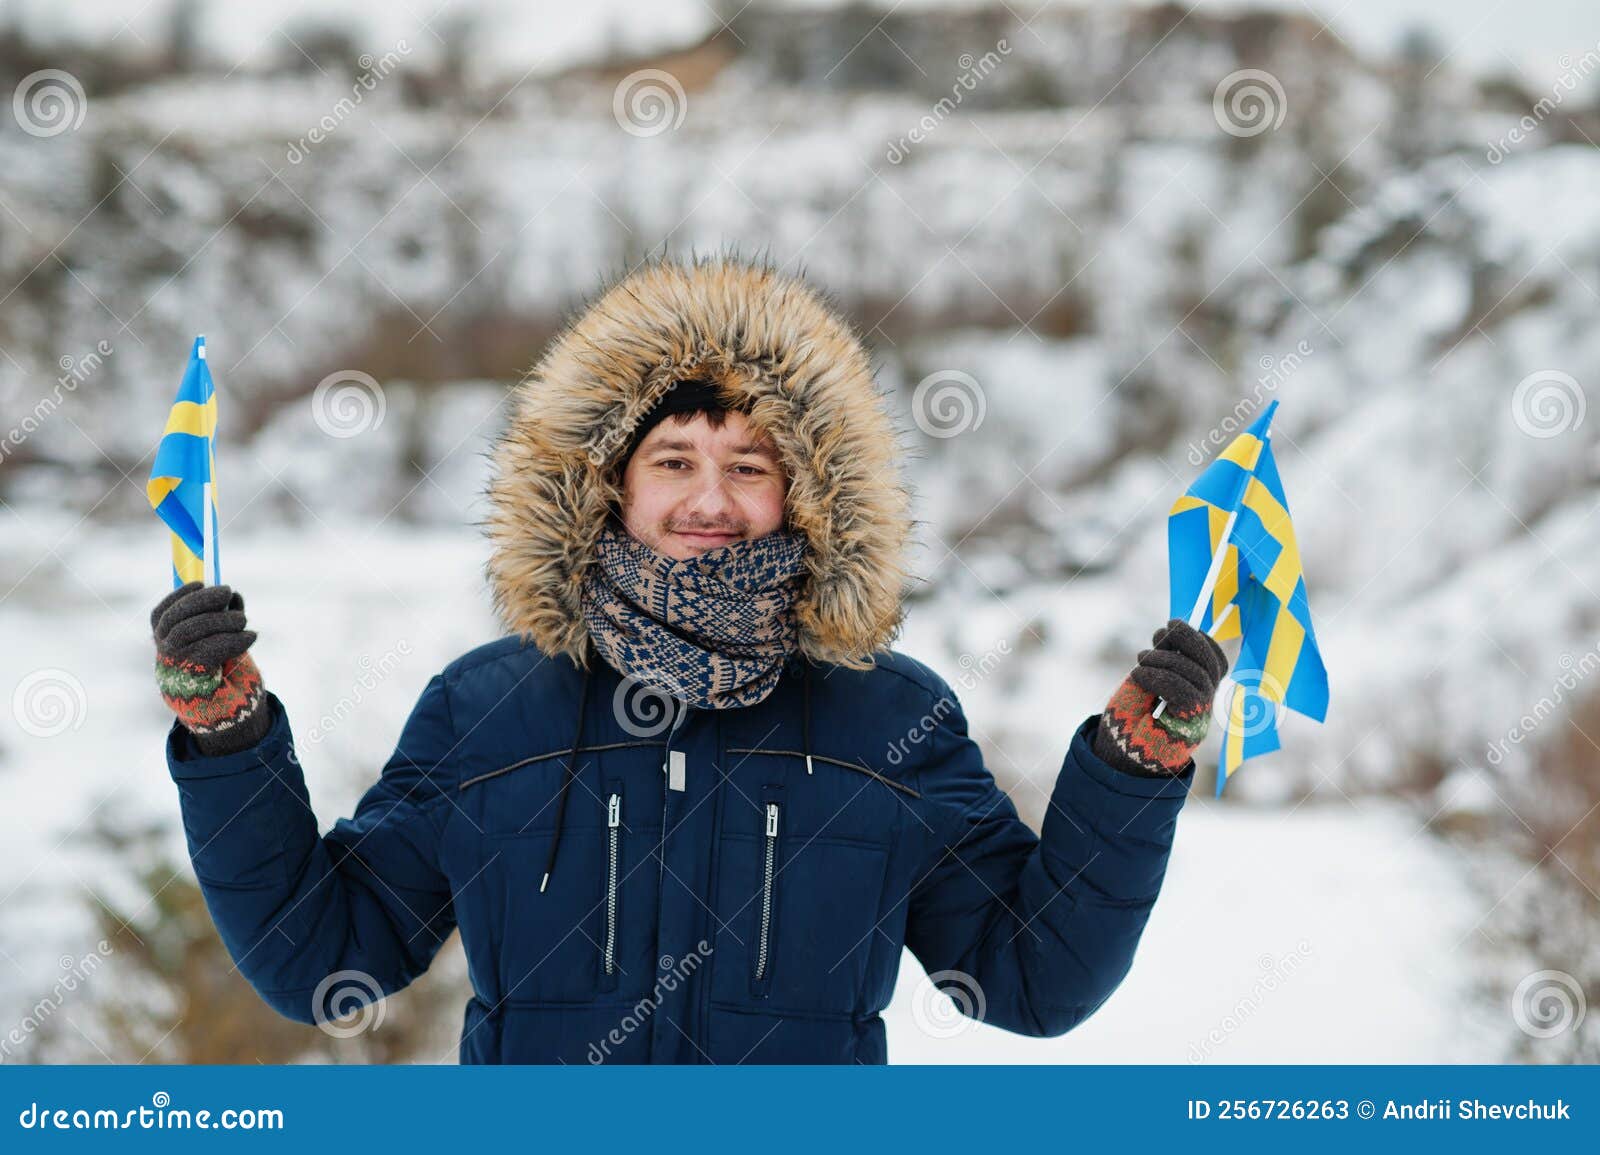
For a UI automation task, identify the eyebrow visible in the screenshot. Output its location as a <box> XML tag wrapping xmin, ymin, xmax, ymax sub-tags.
<box><xmin>646</xmin><ymin>437</ymin><xmax>779</xmax><ymax>461</ymax></box>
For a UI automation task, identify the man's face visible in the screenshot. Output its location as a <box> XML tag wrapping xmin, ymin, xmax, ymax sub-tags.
<box><xmin>619</xmin><ymin>409</ymin><xmax>788</xmax><ymax>560</ymax></box>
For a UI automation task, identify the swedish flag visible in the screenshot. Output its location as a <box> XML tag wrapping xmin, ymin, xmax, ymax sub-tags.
<box><xmin>1168</xmin><ymin>401</ymin><xmax>1328</xmax><ymax>794</ymax></box>
<box><xmin>147</xmin><ymin>336</ymin><xmax>220</xmax><ymax>588</ymax></box>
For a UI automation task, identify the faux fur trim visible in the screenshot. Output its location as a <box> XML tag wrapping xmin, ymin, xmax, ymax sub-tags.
<box><xmin>481</xmin><ymin>253</ymin><xmax>914</xmax><ymax>669</ymax></box>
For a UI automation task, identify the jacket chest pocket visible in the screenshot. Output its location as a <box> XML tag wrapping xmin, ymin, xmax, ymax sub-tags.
<box><xmin>458</xmin><ymin>745</ymin><xmax>663</xmax><ymax>1004</ymax></box>
<box><xmin>711</xmin><ymin>752</ymin><xmax>908</xmax><ymax>1015</ymax></box>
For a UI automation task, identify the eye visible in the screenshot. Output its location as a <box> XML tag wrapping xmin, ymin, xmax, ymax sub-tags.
<box><xmin>658</xmin><ymin>458</ymin><xmax>690</xmax><ymax>471</ymax></box>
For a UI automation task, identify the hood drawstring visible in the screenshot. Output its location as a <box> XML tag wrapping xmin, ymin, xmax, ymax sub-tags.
<box><xmin>801</xmin><ymin>656</ymin><xmax>814</xmax><ymax>775</ymax></box>
<box><xmin>540</xmin><ymin>646</ymin><xmax>594</xmax><ymax>894</ymax></box>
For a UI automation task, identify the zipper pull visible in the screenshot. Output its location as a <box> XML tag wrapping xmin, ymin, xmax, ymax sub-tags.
<box><xmin>766</xmin><ymin>802</ymin><xmax>779</xmax><ymax>837</ymax></box>
<box><xmin>608</xmin><ymin>793</ymin><xmax>621</xmax><ymax>828</ymax></box>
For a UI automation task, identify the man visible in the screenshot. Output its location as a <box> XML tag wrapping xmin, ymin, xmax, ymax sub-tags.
<box><xmin>151</xmin><ymin>254</ymin><xmax>1228</xmax><ymax>1064</ymax></box>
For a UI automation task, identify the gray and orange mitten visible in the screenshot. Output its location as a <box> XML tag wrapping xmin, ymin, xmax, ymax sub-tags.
<box><xmin>151</xmin><ymin>581</ymin><xmax>271</xmax><ymax>757</ymax></box>
<box><xmin>1093</xmin><ymin>618</ymin><xmax>1229</xmax><ymax>777</ymax></box>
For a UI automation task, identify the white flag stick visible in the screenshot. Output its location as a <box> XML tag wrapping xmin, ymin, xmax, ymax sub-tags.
<box><xmin>198</xmin><ymin>335</ymin><xmax>217</xmax><ymax>586</ymax></box>
<box><xmin>1151</xmin><ymin>601</ymin><xmax>1233</xmax><ymax>720</ymax></box>
<box><xmin>202</xmin><ymin>481</ymin><xmax>215</xmax><ymax>586</ymax></box>
<box><xmin>1151</xmin><ymin>502</ymin><xmax>1244</xmax><ymax>721</ymax></box>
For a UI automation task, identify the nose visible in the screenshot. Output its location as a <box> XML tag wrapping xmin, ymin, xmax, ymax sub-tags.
<box><xmin>685</xmin><ymin>468</ymin><xmax>738</xmax><ymax>522</ymax></box>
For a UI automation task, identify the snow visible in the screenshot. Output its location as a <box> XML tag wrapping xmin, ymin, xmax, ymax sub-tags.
<box><xmin>10</xmin><ymin>0</ymin><xmax>715</xmax><ymax>80</ymax></box>
<box><xmin>886</xmin><ymin>801</ymin><xmax>1504</xmax><ymax>1063</ymax></box>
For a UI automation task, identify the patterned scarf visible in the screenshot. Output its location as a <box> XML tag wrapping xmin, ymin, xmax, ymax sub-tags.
<box><xmin>579</xmin><ymin>516</ymin><xmax>810</xmax><ymax>709</ymax></box>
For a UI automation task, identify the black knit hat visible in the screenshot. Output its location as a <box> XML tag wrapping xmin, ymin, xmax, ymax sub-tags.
<box><xmin>618</xmin><ymin>378</ymin><xmax>732</xmax><ymax>469</ymax></box>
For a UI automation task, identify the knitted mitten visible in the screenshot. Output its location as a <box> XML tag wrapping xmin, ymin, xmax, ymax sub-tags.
<box><xmin>151</xmin><ymin>581</ymin><xmax>271</xmax><ymax>757</ymax></box>
<box><xmin>1093</xmin><ymin>618</ymin><xmax>1229</xmax><ymax>778</ymax></box>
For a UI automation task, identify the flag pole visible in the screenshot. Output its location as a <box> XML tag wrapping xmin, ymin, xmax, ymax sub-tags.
<box><xmin>1151</xmin><ymin>600</ymin><xmax>1234</xmax><ymax>720</ymax></box>
<box><xmin>1151</xmin><ymin>501</ymin><xmax>1242</xmax><ymax>720</ymax></box>
<box><xmin>202</xmin><ymin>482</ymin><xmax>213</xmax><ymax>585</ymax></box>
<box><xmin>199</xmin><ymin>335</ymin><xmax>216</xmax><ymax>587</ymax></box>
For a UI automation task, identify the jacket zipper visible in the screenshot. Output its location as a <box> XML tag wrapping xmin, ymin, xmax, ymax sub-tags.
<box><xmin>657</xmin><ymin>699</ymin><xmax>687</xmax><ymax>980</ymax></box>
<box><xmin>754</xmin><ymin>801</ymin><xmax>779</xmax><ymax>982</ymax></box>
<box><xmin>604</xmin><ymin>792</ymin><xmax>621</xmax><ymax>976</ymax></box>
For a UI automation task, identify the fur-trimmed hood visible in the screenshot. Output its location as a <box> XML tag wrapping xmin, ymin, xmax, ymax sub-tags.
<box><xmin>482</xmin><ymin>254</ymin><xmax>914</xmax><ymax>669</ymax></box>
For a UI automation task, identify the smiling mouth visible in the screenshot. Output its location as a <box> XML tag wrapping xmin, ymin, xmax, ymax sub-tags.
<box><xmin>673</xmin><ymin>529</ymin><xmax>741</xmax><ymax>545</ymax></box>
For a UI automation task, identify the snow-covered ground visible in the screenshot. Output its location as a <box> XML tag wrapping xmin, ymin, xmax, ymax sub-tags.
<box><xmin>888</xmin><ymin>802</ymin><xmax>1505</xmax><ymax>1064</ymax></box>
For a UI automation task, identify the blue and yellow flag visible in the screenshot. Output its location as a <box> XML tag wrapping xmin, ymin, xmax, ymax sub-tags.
<box><xmin>1168</xmin><ymin>401</ymin><xmax>1328</xmax><ymax>794</ymax></box>
<box><xmin>147</xmin><ymin>336</ymin><xmax>220</xmax><ymax>588</ymax></box>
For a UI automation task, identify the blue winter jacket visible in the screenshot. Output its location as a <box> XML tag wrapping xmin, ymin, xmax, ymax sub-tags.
<box><xmin>166</xmin><ymin>638</ymin><xmax>1193</xmax><ymax>1064</ymax></box>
